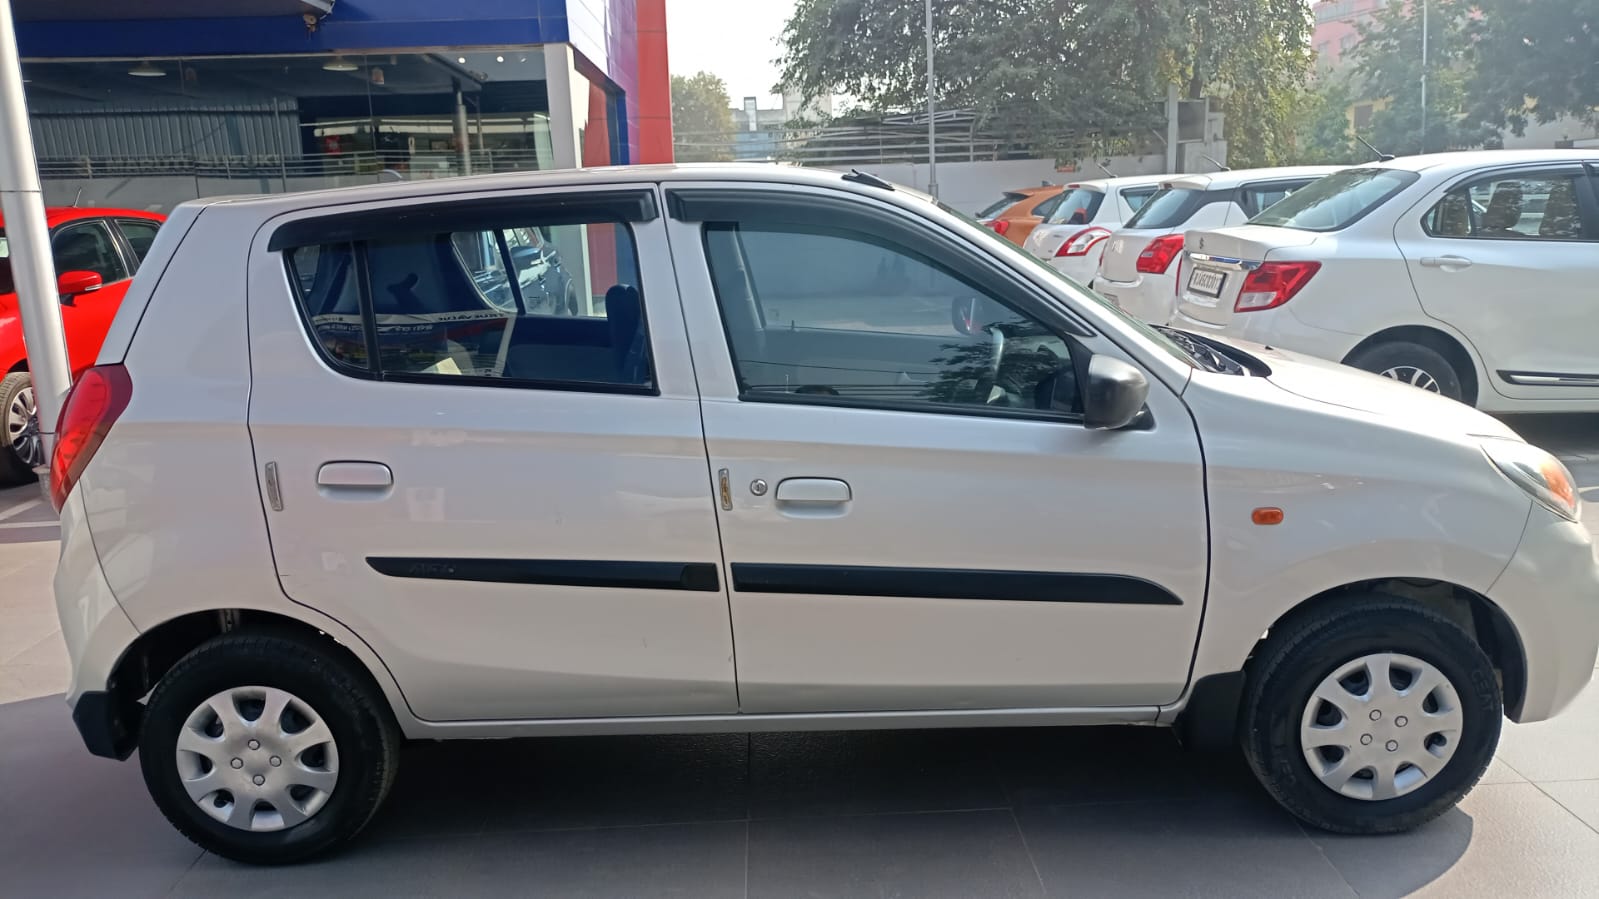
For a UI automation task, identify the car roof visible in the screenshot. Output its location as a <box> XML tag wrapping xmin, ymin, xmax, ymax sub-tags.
<box><xmin>1004</xmin><ymin>185</ymin><xmax>1061</xmax><ymax>197</ymax></box>
<box><xmin>1061</xmin><ymin>173</ymin><xmax>1174</xmax><ymax>192</ymax></box>
<box><xmin>1161</xmin><ymin>165</ymin><xmax>1347</xmax><ymax>191</ymax></box>
<box><xmin>0</xmin><ymin>207</ymin><xmax>164</xmax><ymax>228</ymax></box>
<box><xmin>1371</xmin><ymin>149</ymin><xmax>1599</xmax><ymax>175</ymax></box>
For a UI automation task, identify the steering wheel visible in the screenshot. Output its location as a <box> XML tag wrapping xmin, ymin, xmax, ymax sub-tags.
<box><xmin>967</xmin><ymin>324</ymin><xmax>1006</xmax><ymax>405</ymax></box>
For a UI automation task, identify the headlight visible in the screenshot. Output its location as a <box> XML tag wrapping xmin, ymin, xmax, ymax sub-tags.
<box><xmin>1481</xmin><ymin>438</ymin><xmax>1580</xmax><ymax>522</ymax></box>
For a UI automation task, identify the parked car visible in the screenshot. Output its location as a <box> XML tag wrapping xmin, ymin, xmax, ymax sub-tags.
<box><xmin>52</xmin><ymin>165</ymin><xmax>1596</xmax><ymax>864</ymax></box>
<box><xmin>1173</xmin><ymin>150</ymin><xmax>1599</xmax><ymax>411</ymax></box>
<box><xmin>1095</xmin><ymin>166</ymin><xmax>1343</xmax><ymax>326</ymax></box>
<box><xmin>0</xmin><ymin>207</ymin><xmax>164</xmax><ymax>483</ymax></box>
<box><xmin>974</xmin><ymin>185</ymin><xmax>1064</xmax><ymax>245</ymax></box>
<box><xmin>1022</xmin><ymin>174</ymin><xmax>1169</xmax><ymax>285</ymax></box>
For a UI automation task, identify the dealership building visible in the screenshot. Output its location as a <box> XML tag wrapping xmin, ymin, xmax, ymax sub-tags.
<box><xmin>11</xmin><ymin>0</ymin><xmax>673</xmax><ymax>210</ymax></box>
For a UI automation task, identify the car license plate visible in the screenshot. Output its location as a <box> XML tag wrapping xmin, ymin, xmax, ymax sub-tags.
<box><xmin>1187</xmin><ymin>268</ymin><xmax>1226</xmax><ymax>298</ymax></box>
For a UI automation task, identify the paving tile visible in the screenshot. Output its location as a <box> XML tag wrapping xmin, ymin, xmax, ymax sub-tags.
<box><xmin>174</xmin><ymin>821</ymin><xmax>748</xmax><ymax>898</ymax></box>
<box><xmin>471</xmin><ymin>733</ymin><xmax>750</xmax><ymax>833</ymax></box>
<box><xmin>0</xmin><ymin>696</ymin><xmax>203</xmax><ymax>899</ymax></box>
<box><xmin>749</xmin><ymin>728</ymin><xmax>1007</xmax><ymax>818</ymax></box>
<box><xmin>749</xmin><ymin>809</ymin><xmax>1043</xmax><ymax>899</ymax></box>
<box><xmin>1536</xmin><ymin>780</ymin><xmax>1599</xmax><ymax>834</ymax></box>
<box><xmin>1496</xmin><ymin>682</ymin><xmax>1599</xmax><ymax>782</ymax></box>
<box><xmin>0</xmin><ymin>664</ymin><xmax>69</xmax><ymax>703</ymax></box>
<box><xmin>1016</xmin><ymin>796</ymin><xmax>1355</xmax><ymax>898</ymax></box>
<box><xmin>0</xmin><ymin>600</ymin><xmax>61</xmax><ymax>662</ymax></box>
<box><xmin>1478</xmin><ymin>756</ymin><xmax>1527</xmax><ymax>785</ymax></box>
<box><xmin>991</xmin><ymin>725</ymin><xmax>1258</xmax><ymax>808</ymax></box>
<box><xmin>1311</xmin><ymin>783</ymin><xmax>1599</xmax><ymax>898</ymax></box>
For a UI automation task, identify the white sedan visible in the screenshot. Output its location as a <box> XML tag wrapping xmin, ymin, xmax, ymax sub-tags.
<box><xmin>1174</xmin><ymin>149</ymin><xmax>1599</xmax><ymax>412</ymax></box>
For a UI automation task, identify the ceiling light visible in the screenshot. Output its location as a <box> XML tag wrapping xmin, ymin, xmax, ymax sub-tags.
<box><xmin>127</xmin><ymin>61</ymin><xmax>166</xmax><ymax>77</ymax></box>
<box><xmin>323</xmin><ymin>56</ymin><xmax>359</xmax><ymax>72</ymax></box>
<box><xmin>457</xmin><ymin>56</ymin><xmax>467</xmax><ymax>64</ymax></box>
<box><xmin>495</xmin><ymin>55</ymin><xmax>505</xmax><ymax>63</ymax></box>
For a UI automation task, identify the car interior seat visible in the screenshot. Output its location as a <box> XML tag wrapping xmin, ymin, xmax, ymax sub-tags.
<box><xmin>1479</xmin><ymin>182</ymin><xmax>1525</xmax><ymax>238</ymax></box>
<box><xmin>1539</xmin><ymin>180</ymin><xmax>1583</xmax><ymax>239</ymax></box>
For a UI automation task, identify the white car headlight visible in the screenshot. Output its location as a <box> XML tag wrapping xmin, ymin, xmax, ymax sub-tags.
<box><xmin>1481</xmin><ymin>438</ymin><xmax>1581</xmax><ymax>522</ymax></box>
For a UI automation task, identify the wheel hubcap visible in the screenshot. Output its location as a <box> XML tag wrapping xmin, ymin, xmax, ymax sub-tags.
<box><xmin>5</xmin><ymin>384</ymin><xmax>43</xmax><ymax>467</ymax></box>
<box><xmin>174</xmin><ymin>686</ymin><xmax>339</xmax><ymax>832</ymax></box>
<box><xmin>1378</xmin><ymin>366</ymin><xmax>1440</xmax><ymax>393</ymax></box>
<box><xmin>1300</xmin><ymin>652</ymin><xmax>1463</xmax><ymax>801</ymax></box>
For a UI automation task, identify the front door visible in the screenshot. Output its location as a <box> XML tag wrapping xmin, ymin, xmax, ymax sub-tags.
<box><xmin>665</xmin><ymin>186</ymin><xmax>1209</xmax><ymax>714</ymax></box>
<box><xmin>51</xmin><ymin>219</ymin><xmax>135</xmax><ymax>374</ymax></box>
<box><xmin>246</xmin><ymin>187</ymin><xmax>737</xmax><ymax>722</ymax></box>
<box><xmin>1397</xmin><ymin>163</ymin><xmax>1599</xmax><ymax>403</ymax></box>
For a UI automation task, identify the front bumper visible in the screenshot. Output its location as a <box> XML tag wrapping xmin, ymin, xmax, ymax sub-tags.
<box><xmin>1489</xmin><ymin>504</ymin><xmax>1599</xmax><ymax>722</ymax></box>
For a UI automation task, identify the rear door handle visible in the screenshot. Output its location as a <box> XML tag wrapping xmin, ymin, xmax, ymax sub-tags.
<box><xmin>1420</xmin><ymin>255</ymin><xmax>1473</xmax><ymax>269</ymax></box>
<box><xmin>317</xmin><ymin>461</ymin><xmax>393</xmax><ymax>488</ymax></box>
<box><xmin>774</xmin><ymin>478</ymin><xmax>852</xmax><ymax>504</ymax></box>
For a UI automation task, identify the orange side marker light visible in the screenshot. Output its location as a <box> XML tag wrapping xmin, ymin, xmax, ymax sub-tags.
<box><xmin>1252</xmin><ymin>507</ymin><xmax>1284</xmax><ymax>526</ymax></box>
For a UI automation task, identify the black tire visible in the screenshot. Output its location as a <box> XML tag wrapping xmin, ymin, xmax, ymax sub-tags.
<box><xmin>0</xmin><ymin>372</ymin><xmax>40</xmax><ymax>485</ymax></box>
<box><xmin>563</xmin><ymin>279</ymin><xmax>581</xmax><ymax>316</ymax></box>
<box><xmin>1241</xmin><ymin>596</ymin><xmax>1501</xmax><ymax>835</ymax></box>
<box><xmin>1346</xmin><ymin>341</ymin><xmax>1466</xmax><ymax>403</ymax></box>
<box><xmin>139</xmin><ymin>632</ymin><xmax>400</xmax><ymax>864</ymax></box>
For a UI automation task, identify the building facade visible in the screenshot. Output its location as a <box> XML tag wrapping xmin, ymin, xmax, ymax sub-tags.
<box><xmin>12</xmin><ymin>0</ymin><xmax>673</xmax><ymax>210</ymax></box>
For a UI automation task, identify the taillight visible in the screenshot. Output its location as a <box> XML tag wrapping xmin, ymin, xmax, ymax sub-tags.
<box><xmin>1056</xmin><ymin>227</ymin><xmax>1112</xmax><ymax>257</ymax></box>
<box><xmin>1136</xmin><ymin>233</ymin><xmax>1186</xmax><ymax>274</ymax></box>
<box><xmin>48</xmin><ymin>364</ymin><xmax>132</xmax><ymax>512</ymax></box>
<box><xmin>987</xmin><ymin>219</ymin><xmax>1011</xmax><ymax>237</ymax></box>
<box><xmin>1234</xmin><ymin>261</ymin><xmax>1322</xmax><ymax>312</ymax></box>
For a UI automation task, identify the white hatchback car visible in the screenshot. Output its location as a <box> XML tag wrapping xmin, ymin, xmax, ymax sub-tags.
<box><xmin>1174</xmin><ymin>150</ymin><xmax>1599</xmax><ymax>411</ymax></box>
<box><xmin>1096</xmin><ymin>166</ymin><xmax>1344</xmax><ymax>326</ymax></box>
<box><xmin>1022</xmin><ymin>174</ymin><xmax>1169</xmax><ymax>284</ymax></box>
<box><xmin>48</xmin><ymin>164</ymin><xmax>1598</xmax><ymax>864</ymax></box>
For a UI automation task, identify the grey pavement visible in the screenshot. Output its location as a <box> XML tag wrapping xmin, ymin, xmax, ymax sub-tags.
<box><xmin>2</xmin><ymin>414</ymin><xmax>1597</xmax><ymax>897</ymax></box>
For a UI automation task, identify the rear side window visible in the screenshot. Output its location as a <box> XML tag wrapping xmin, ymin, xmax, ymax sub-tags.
<box><xmin>1045</xmin><ymin>188</ymin><xmax>1106</xmax><ymax>225</ymax></box>
<box><xmin>1249</xmin><ymin>168</ymin><xmax>1419</xmax><ymax>232</ymax></box>
<box><xmin>1422</xmin><ymin>170</ymin><xmax>1594</xmax><ymax>241</ymax></box>
<box><xmin>282</xmin><ymin>215</ymin><xmax>651</xmax><ymax>391</ymax></box>
<box><xmin>1124</xmin><ymin>188</ymin><xmax>1208</xmax><ymax>229</ymax></box>
<box><xmin>1239</xmin><ymin>179</ymin><xmax>1317</xmax><ymax>218</ymax></box>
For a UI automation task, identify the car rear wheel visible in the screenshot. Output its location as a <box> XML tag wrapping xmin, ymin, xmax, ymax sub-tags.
<box><xmin>1346</xmin><ymin>342</ymin><xmax>1465</xmax><ymax>403</ymax></box>
<box><xmin>140</xmin><ymin>632</ymin><xmax>400</xmax><ymax>864</ymax></box>
<box><xmin>0</xmin><ymin>372</ymin><xmax>42</xmax><ymax>485</ymax></box>
<box><xmin>1241</xmin><ymin>596</ymin><xmax>1500</xmax><ymax>834</ymax></box>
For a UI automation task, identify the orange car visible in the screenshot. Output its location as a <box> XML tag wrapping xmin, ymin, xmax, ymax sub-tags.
<box><xmin>975</xmin><ymin>185</ymin><xmax>1064</xmax><ymax>245</ymax></box>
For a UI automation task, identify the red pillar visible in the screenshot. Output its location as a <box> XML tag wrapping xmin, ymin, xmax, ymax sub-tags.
<box><xmin>635</xmin><ymin>0</ymin><xmax>673</xmax><ymax>163</ymax></box>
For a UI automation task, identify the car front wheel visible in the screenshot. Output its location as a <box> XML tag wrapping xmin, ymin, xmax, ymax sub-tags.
<box><xmin>1241</xmin><ymin>596</ymin><xmax>1500</xmax><ymax>834</ymax></box>
<box><xmin>139</xmin><ymin>633</ymin><xmax>400</xmax><ymax>864</ymax></box>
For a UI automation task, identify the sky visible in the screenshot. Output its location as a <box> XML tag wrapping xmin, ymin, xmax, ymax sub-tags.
<box><xmin>664</xmin><ymin>0</ymin><xmax>797</xmax><ymax>110</ymax></box>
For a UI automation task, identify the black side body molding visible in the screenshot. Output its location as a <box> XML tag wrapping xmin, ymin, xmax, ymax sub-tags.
<box><xmin>367</xmin><ymin>558</ymin><xmax>720</xmax><ymax>592</ymax></box>
<box><xmin>729</xmin><ymin>563</ymin><xmax>1182</xmax><ymax>605</ymax></box>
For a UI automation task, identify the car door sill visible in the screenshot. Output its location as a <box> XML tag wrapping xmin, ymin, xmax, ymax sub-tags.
<box><xmin>401</xmin><ymin>705</ymin><xmax>1161</xmax><ymax>739</ymax></box>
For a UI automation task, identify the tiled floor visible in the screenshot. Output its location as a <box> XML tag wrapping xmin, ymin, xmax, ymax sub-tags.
<box><xmin>2</xmin><ymin>414</ymin><xmax>1597</xmax><ymax>897</ymax></box>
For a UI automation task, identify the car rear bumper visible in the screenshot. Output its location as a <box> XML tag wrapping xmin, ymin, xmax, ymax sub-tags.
<box><xmin>1046</xmin><ymin>255</ymin><xmax>1099</xmax><ymax>287</ymax></box>
<box><xmin>1099</xmin><ymin>273</ymin><xmax>1178</xmax><ymax>326</ymax></box>
<box><xmin>1172</xmin><ymin>305</ymin><xmax>1360</xmax><ymax>363</ymax></box>
<box><xmin>1489</xmin><ymin>504</ymin><xmax>1599</xmax><ymax>723</ymax></box>
<box><xmin>54</xmin><ymin>488</ymin><xmax>139</xmax><ymax>709</ymax></box>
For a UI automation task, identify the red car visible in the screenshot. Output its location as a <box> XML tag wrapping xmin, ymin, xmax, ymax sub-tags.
<box><xmin>1</xmin><ymin>207</ymin><xmax>165</xmax><ymax>483</ymax></box>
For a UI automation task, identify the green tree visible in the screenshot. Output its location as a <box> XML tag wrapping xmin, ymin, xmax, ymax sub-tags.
<box><xmin>1290</xmin><ymin>78</ymin><xmax>1358</xmax><ymax>164</ymax></box>
<box><xmin>1350</xmin><ymin>0</ymin><xmax>1499</xmax><ymax>155</ymax></box>
<box><xmin>1467</xmin><ymin>0</ymin><xmax>1599</xmax><ymax>135</ymax></box>
<box><xmin>776</xmin><ymin>0</ymin><xmax>1313</xmax><ymax>168</ymax></box>
<box><xmin>671</xmin><ymin>72</ymin><xmax>736</xmax><ymax>162</ymax></box>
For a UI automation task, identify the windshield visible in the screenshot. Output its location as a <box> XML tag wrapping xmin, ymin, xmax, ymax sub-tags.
<box><xmin>1124</xmin><ymin>188</ymin><xmax>1207</xmax><ymax>230</ymax></box>
<box><xmin>1044</xmin><ymin>187</ymin><xmax>1106</xmax><ymax>225</ymax></box>
<box><xmin>975</xmin><ymin>193</ymin><xmax>1023</xmax><ymax>220</ymax></box>
<box><xmin>1249</xmin><ymin>168</ymin><xmax>1419</xmax><ymax>232</ymax></box>
<box><xmin>938</xmin><ymin>200</ymin><xmax>1196</xmax><ymax>370</ymax></box>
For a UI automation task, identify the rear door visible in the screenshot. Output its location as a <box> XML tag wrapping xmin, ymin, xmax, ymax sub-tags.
<box><xmin>50</xmin><ymin>219</ymin><xmax>135</xmax><ymax>374</ymax></box>
<box><xmin>246</xmin><ymin>186</ymin><xmax>738</xmax><ymax>722</ymax></box>
<box><xmin>1396</xmin><ymin>163</ymin><xmax>1599</xmax><ymax>402</ymax></box>
<box><xmin>664</xmin><ymin>184</ymin><xmax>1209</xmax><ymax>714</ymax></box>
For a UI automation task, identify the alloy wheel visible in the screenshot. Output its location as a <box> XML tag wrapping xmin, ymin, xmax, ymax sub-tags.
<box><xmin>1378</xmin><ymin>366</ymin><xmax>1440</xmax><ymax>393</ymax></box>
<box><xmin>1299</xmin><ymin>652</ymin><xmax>1463</xmax><ymax>801</ymax></box>
<box><xmin>4</xmin><ymin>384</ymin><xmax>42</xmax><ymax>467</ymax></box>
<box><xmin>174</xmin><ymin>686</ymin><xmax>340</xmax><ymax>832</ymax></box>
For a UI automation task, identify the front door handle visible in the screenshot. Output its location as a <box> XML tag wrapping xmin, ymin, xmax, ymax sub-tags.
<box><xmin>317</xmin><ymin>461</ymin><xmax>393</xmax><ymax>489</ymax></box>
<box><xmin>1419</xmin><ymin>255</ymin><xmax>1473</xmax><ymax>269</ymax></box>
<box><xmin>774</xmin><ymin>477</ymin><xmax>852</xmax><ymax>504</ymax></box>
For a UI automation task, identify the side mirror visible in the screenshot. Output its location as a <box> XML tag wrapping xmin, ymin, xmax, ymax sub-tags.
<box><xmin>1080</xmin><ymin>354</ymin><xmax>1149</xmax><ymax>430</ymax></box>
<box><xmin>57</xmin><ymin>270</ymin><xmax>103</xmax><ymax>304</ymax></box>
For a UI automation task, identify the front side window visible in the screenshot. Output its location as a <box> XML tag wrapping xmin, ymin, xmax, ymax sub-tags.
<box><xmin>1423</xmin><ymin>171</ymin><xmax>1592</xmax><ymax>241</ymax></box>
<box><xmin>703</xmin><ymin>220</ymin><xmax>1078</xmax><ymax>416</ymax></box>
<box><xmin>284</xmin><ymin>216</ymin><xmax>649</xmax><ymax>390</ymax></box>
<box><xmin>51</xmin><ymin>221</ymin><xmax>129</xmax><ymax>284</ymax></box>
<box><xmin>1045</xmin><ymin>187</ymin><xmax>1106</xmax><ymax>225</ymax></box>
<box><xmin>1250</xmin><ymin>168</ymin><xmax>1419</xmax><ymax>232</ymax></box>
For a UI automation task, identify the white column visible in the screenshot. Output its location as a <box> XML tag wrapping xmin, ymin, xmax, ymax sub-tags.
<box><xmin>0</xmin><ymin>0</ymin><xmax>70</xmax><ymax>472</ymax></box>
